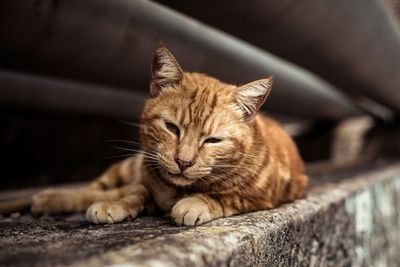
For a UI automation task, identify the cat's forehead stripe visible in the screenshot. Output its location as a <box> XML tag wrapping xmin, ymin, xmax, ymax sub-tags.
<box><xmin>210</xmin><ymin>93</ymin><xmax>218</xmax><ymax>109</ymax></box>
<box><xmin>190</xmin><ymin>86</ymin><xmax>199</xmax><ymax>100</ymax></box>
<box><xmin>146</xmin><ymin>73</ymin><xmax>237</xmax><ymax>135</ymax></box>
<box><xmin>196</xmin><ymin>91</ymin><xmax>217</xmax><ymax>130</ymax></box>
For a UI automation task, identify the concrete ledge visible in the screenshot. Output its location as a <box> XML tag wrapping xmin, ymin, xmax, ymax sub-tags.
<box><xmin>1</xmin><ymin>163</ymin><xmax>400</xmax><ymax>267</ymax></box>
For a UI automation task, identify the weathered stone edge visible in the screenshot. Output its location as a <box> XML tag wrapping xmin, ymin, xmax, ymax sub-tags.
<box><xmin>71</xmin><ymin>163</ymin><xmax>400</xmax><ymax>267</ymax></box>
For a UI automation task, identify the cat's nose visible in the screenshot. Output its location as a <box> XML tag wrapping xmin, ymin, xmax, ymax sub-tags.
<box><xmin>175</xmin><ymin>157</ymin><xmax>194</xmax><ymax>171</ymax></box>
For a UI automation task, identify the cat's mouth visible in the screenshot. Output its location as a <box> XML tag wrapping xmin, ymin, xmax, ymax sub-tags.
<box><xmin>167</xmin><ymin>171</ymin><xmax>190</xmax><ymax>179</ymax></box>
<box><xmin>166</xmin><ymin>171</ymin><xmax>194</xmax><ymax>186</ymax></box>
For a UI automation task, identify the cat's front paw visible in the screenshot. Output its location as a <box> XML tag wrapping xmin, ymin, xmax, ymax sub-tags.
<box><xmin>31</xmin><ymin>188</ymin><xmax>78</xmax><ymax>214</ymax></box>
<box><xmin>171</xmin><ymin>197</ymin><xmax>213</xmax><ymax>226</ymax></box>
<box><xmin>86</xmin><ymin>201</ymin><xmax>136</xmax><ymax>224</ymax></box>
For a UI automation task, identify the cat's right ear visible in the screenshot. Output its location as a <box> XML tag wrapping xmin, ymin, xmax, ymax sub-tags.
<box><xmin>235</xmin><ymin>77</ymin><xmax>273</xmax><ymax>121</ymax></box>
<box><xmin>150</xmin><ymin>43</ymin><xmax>183</xmax><ymax>97</ymax></box>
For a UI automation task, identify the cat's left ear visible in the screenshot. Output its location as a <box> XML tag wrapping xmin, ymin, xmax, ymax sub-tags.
<box><xmin>235</xmin><ymin>77</ymin><xmax>273</xmax><ymax>121</ymax></box>
<box><xmin>150</xmin><ymin>43</ymin><xmax>183</xmax><ymax>97</ymax></box>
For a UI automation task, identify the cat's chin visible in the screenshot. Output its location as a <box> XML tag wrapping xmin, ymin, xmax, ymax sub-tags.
<box><xmin>166</xmin><ymin>172</ymin><xmax>195</xmax><ymax>187</ymax></box>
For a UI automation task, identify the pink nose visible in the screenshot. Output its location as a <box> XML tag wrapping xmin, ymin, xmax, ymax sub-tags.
<box><xmin>175</xmin><ymin>157</ymin><xmax>194</xmax><ymax>171</ymax></box>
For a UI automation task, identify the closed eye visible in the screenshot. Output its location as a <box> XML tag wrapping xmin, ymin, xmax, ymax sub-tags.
<box><xmin>165</xmin><ymin>121</ymin><xmax>180</xmax><ymax>137</ymax></box>
<box><xmin>204</xmin><ymin>137</ymin><xmax>223</xmax><ymax>144</ymax></box>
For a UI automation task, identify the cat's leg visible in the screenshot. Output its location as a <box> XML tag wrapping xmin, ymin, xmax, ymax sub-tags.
<box><xmin>172</xmin><ymin>174</ymin><xmax>308</xmax><ymax>226</ymax></box>
<box><xmin>31</xmin><ymin>157</ymin><xmax>141</xmax><ymax>214</ymax></box>
<box><xmin>171</xmin><ymin>194</ymin><xmax>233</xmax><ymax>226</ymax></box>
<box><xmin>171</xmin><ymin>193</ymin><xmax>273</xmax><ymax>226</ymax></box>
<box><xmin>86</xmin><ymin>184</ymin><xmax>149</xmax><ymax>224</ymax></box>
<box><xmin>87</xmin><ymin>157</ymin><xmax>139</xmax><ymax>191</ymax></box>
<box><xmin>31</xmin><ymin>185</ymin><xmax>132</xmax><ymax>215</ymax></box>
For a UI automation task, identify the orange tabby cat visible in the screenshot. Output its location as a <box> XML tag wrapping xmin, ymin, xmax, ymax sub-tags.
<box><xmin>31</xmin><ymin>43</ymin><xmax>308</xmax><ymax>226</ymax></box>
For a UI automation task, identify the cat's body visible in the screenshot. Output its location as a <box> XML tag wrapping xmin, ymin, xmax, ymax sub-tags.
<box><xmin>30</xmin><ymin>44</ymin><xmax>308</xmax><ymax>226</ymax></box>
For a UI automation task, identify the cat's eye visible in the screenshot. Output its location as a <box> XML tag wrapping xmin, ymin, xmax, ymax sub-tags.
<box><xmin>165</xmin><ymin>122</ymin><xmax>180</xmax><ymax>137</ymax></box>
<box><xmin>204</xmin><ymin>137</ymin><xmax>223</xmax><ymax>144</ymax></box>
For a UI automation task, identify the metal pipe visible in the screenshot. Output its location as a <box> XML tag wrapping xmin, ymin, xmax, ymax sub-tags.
<box><xmin>0</xmin><ymin>70</ymin><xmax>145</xmax><ymax>119</ymax></box>
<box><xmin>162</xmin><ymin>0</ymin><xmax>400</xmax><ymax>114</ymax></box>
<box><xmin>0</xmin><ymin>0</ymin><xmax>362</xmax><ymax>118</ymax></box>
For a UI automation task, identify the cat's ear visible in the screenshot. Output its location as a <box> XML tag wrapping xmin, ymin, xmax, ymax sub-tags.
<box><xmin>235</xmin><ymin>77</ymin><xmax>273</xmax><ymax>121</ymax></box>
<box><xmin>150</xmin><ymin>43</ymin><xmax>183</xmax><ymax>97</ymax></box>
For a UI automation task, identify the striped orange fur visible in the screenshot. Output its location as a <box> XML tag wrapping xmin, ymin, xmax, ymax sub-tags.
<box><xmin>31</xmin><ymin>44</ymin><xmax>308</xmax><ymax>226</ymax></box>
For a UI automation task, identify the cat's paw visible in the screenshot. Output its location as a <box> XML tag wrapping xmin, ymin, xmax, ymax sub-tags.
<box><xmin>171</xmin><ymin>197</ymin><xmax>213</xmax><ymax>226</ymax></box>
<box><xmin>86</xmin><ymin>201</ymin><xmax>137</xmax><ymax>224</ymax></box>
<box><xmin>31</xmin><ymin>188</ymin><xmax>78</xmax><ymax>214</ymax></box>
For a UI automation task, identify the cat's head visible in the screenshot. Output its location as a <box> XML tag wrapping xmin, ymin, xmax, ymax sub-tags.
<box><xmin>140</xmin><ymin>43</ymin><xmax>273</xmax><ymax>187</ymax></box>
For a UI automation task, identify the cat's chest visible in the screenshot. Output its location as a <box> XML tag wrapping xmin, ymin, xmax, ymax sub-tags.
<box><xmin>152</xmin><ymin>187</ymin><xmax>177</xmax><ymax>211</ymax></box>
<box><xmin>145</xmin><ymin>177</ymin><xmax>179</xmax><ymax>212</ymax></box>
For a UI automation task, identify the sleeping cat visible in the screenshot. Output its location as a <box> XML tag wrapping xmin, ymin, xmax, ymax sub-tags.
<box><xmin>31</xmin><ymin>43</ymin><xmax>308</xmax><ymax>226</ymax></box>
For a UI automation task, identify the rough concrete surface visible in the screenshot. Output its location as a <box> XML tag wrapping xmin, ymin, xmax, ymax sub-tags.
<box><xmin>1</xmin><ymin>163</ymin><xmax>400</xmax><ymax>267</ymax></box>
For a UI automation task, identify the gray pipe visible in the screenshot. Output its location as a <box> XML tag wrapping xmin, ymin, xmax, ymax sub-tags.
<box><xmin>0</xmin><ymin>70</ymin><xmax>145</xmax><ymax>119</ymax></box>
<box><xmin>0</xmin><ymin>0</ymin><xmax>362</xmax><ymax>118</ymax></box>
<box><xmin>161</xmin><ymin>0</ymin><xmax>400</xmax><ymax>114</ymax></box>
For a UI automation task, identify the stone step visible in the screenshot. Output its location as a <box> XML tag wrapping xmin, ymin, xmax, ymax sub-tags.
<box><xmin>1</xmin><ymin>163</ymin><xmax>400</xmax><ymax>267</ymax></box>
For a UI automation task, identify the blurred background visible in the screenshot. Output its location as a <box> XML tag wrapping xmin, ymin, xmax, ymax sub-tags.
<box><xmin>1</xmin><ymin>0</ymin><xmax>400</xmax><ymax>190</ymax></box>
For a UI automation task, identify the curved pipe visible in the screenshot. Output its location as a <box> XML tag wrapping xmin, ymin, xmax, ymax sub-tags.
<box><xmin>162</xmin><ymin>0</ymin><xmax>400</xmax><ymax>114</ymax></box>
<box><xmin>0</xmin><ymin>70</ymin><xmax>145</xmax><ymax>119</ymax></box>
<box><xmin>0</xmin><ymin>0</ymin><xmax>361</xmax><ymax>118</ymax></box>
